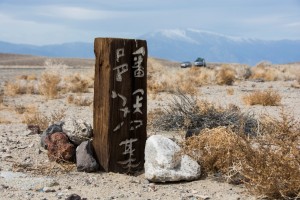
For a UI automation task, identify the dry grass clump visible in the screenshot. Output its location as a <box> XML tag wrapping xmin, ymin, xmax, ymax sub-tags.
<box><xmin>242</xmin><ymin>89</ymin><xmax>282</xmax><ymax>106</ymax></box>
<box><xmin>0</xmin><ymin>92</ymin><xmax>3</xmax><ymax>107</ymax></box>
<box><xmin>16</xmin><ymin>74</ymin><xmax>37</xmax><ymax>81</ymax></box>
<box><xmin>23</xmin><ymin>108</ymin><xmax>66</xmax><ymax>130</ymax></box>
<box><xmin>4</xmin><ymin>81</ymin><xmax>27</xmax><ymax>96</ymax></box>
<box><xmin>182</xmin><ymin>110</ymin><xmax>300</xmax><ymax>199</ymax></box>
<box><xmin>67</xmin><ymin>94</ymin><xmax>92</xmax><ymax>106</ymax></box>
<box><xmin>250</xmin><ymin>62</ymin><xmax>281</xmax><ymax>81</ymax></box>
<box><xmin>64</xmin><ymin>73</ymin><xmax>90</xmax><ymax>93</ymax></box>
<box><xmin>240</xmin><ymin>111</ymin><xmax>300</xmax><ymax>199</ymax></box>
<box><xmin>39</xmin><ymin>72</ymin><xmax>61</xmax><ymax>99</ymax></box>
<box><xmin>226</xmin><ymin>88</ymin><xmax>234</xmax><ymax>95</ymax></box>
<box><xmin>4</xmin><ymin>79</ymin><xmax>39</xmax><ymax>96</ymax></box>
<box><xmin>14</xmin><ymin>104</ymin><xmax>37</xmax><ymax>114</ymax></box>
<box><xmin>148</xmin><ymin>65</ymin><xmax>215</xmax><ymax>95</ymax></box>
<box><xmin>182</xmin><ymin>127</ymin><xmax>252</xmax><ymax>178</ymax></box>
<box><xmin>0</xmin><ymin>117</ymin><xmax>11</xmax><ymax>124</ymax></box>
<box><xmin>216</xmin><ymin>65</ymin><xmax>237</xmax><ymax>85</ymax></box>
<box><xmin>150</xmin><ymin>93</ymin><xmax>257</xmax><ymax>136</ymax></box>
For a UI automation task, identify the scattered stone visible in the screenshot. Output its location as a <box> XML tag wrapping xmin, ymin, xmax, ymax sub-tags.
<box><xmin>63</xmin><ymin>118</ymin><xmax>93</xmax><ymax>145</ymax></box>
<box><xmin>45</xmin><ymin>132</ymin><xmax>75</xmax><ymax>162</ymax></box>
<box><xmin>41</xmin><ymin>122</ymin><xmax>64</xmax><ymax>149</ymax></box>
<box><xmin>0</xmin><ymin>184</ymin><xmax>9</xmax><ymax>190</ymax></box>
<box><xmin>185</xmin><ymin>128</ymin><xmax>201</xmax><ymax>138</ymax></box>
<box><xmin>2</xmin><ymin>154</ymin><xmax>12</xmax><ymax>159</ymax></box>
<box><xmin>194</xmin><ymin>194</ymin><xmax>210</xmax><ymax>200</ymax></box>
<box><xmin>144</xmin><ymin>135</ymin><xmax>201</xmax><ymax>182</ymax></box>
<box><xmin>66</xmin><ymin>194</ymin><xmax>86</xmax><ymax>200</ymax></box>
<box><xmin>23</xmin><ymin>130</ymin><xmax>33</xmax><ymax>136</ymax></box>
<box><xmin>43</xmin><ymin>187</ymin><xmax>56</xmax><ymax>193</ymax></box>
<box><xmin>27</xmin><ymin>124</ymin><xmax>41</xmax><ymax>135</ymax></box>
<box><xmin>76</xmin><ymin>141</ymin><xmax>99</xmax><ymax>172</ymax></box>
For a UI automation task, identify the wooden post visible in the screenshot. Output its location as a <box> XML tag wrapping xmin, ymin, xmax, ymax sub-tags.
<box><xmin>93</xmin><ymin>38</ymin><xmax>147</xmax><ymax>173</ymax></box>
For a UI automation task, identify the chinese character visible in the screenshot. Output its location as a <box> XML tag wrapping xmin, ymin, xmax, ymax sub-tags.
<box><xmin>111</xmin><ymin>91</ymin><xmax>130</xmax><ymax>132</ymax></box>
<box><xmin>118</xmin><ymin>138</ymin><xmax>140</xmax><ymax>171</ymax></box>
<box><xmin>132</xmin><ymin>89</ymin><xmax>144</xmax><ymax>114</ymax></box>
<box><xmin>113</xmin><ymin>64</ymin><xmax>128</xmax><ymax>82</ymax></box>
<box><xmin>132</xmin><ymin>47</ymin><xmax>145</xmax><ymax>78</ymax></box>
<box><xmin>116</xmin><ymin>48</ymin><xmax>125</xmax><ymax>62</ymax></box>
<box><xmin>130</xmin><ymin>120</ymin><xmax>143</xmax><ymax>130</ymax></box>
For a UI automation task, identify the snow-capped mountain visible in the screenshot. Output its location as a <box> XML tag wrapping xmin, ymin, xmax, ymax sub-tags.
<box><xmin>0</xmin><ymin>29</ymin><xmax>299</xmax><ymax>65</ymax></box>
<box><xmin>140</xmin><ymin>29</ymin><xmax>300</xmax><ymax>65</ymax></box>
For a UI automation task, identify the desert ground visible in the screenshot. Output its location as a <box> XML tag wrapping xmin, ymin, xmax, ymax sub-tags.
<box><xmin>0</xmin><ymin>53</ymin><xmax>299</xmax><ymax>200</ymax></box>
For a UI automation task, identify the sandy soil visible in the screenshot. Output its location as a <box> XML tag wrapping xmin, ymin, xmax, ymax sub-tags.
<box><xmin>0</xmin><ymin>55</ymin><xmax>299</xmax><ymax>200</ymax></box>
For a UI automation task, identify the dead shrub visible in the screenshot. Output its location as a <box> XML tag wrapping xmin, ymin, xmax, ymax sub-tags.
<box><xmin>250</xmin><ymin>62</ymin><xmax>281</xmax><ymax>81</ymax></box>
<box><xmin>15</xmin><ymin>104</ymin><xmax>26</xmax><ymax>114</ymax></box>
<box><xmin>39</xmin><ymin>72</ymin><xmax>61</xmax><ymax>99</ymax></box>
<box><xmin>4</xmin><ymin>81</ymin><xmax>26</xmax><ymax>96</ymax></box>
<box><xmin>182</xmin><ymin>110</ymin><xmax>300</xmax><ymax>199</ymax></box>
<box><xmin>0</xmin><ymin>92</ymin><xmax>3</xmax><ymax>106</ymax></box>
<box><xmin>150</xmin><ymin>93</ymin><xmax>258</xmax><ymax>136</ymax></box>
<box><xmin>65</xmin><ymin>73</ymin><xmax>89</xmax><ymax>93</ymax></box>
<box><xmin>17</xmin><ymin>74</ymin><xmax>37</xmax><ymax>81</ymax></box>
<box><xmin>182</xmin><ymin>127</ymin><xmax>252</xmax><ymax>179</ymax></box>
<box><xmin>241</xmin><ymin>111</ymin><xmax>300</xmax><ymax>199</ymax></box>
<box><xmin>226</xmin><ymin>88</ymin><xmax>234</xmax><ymax>95</ymax></box>
<box><xmin>23</xmin><ymin>109</ymin><xmax>66</xmax><ymax>130</ymax></box>
<box><xmin>15</xmin><ymin>104</ymin><xmax>37</xmax><ymax>115</ymax></box>
<box><xmin>0</xmin><ymin>117</ymin><xmax>11</xmax><ymax>124</ymax></box>
<box><xmin>216</xmin><ymin>65</ymin><xmax>236</xmax><ymax>85</ymax></box>
<box><xmin>66</xmin><ymin>94</ymin><xmax>92</xmax><ymax>106</ymax></box>
<box><xmin>242</xmin><ymin>89</ymin><xmax>281</xmax><ymax>106</ymax></box>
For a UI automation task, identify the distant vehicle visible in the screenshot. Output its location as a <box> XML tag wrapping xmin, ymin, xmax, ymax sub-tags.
<box><xmin>194</xmin><ymin>57</ymin><xmax>206</xmax><ymax>67</ymax></box>
<box><xmin>180</xmin><ymin>61</ymin><xmax>192</xmax><ymax>68</ymax></box>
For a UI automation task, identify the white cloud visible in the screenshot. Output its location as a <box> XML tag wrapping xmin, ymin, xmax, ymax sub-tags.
<box><xmin>285</xmin><ymin>22</ymin><xmax>300</xmax><ymax>27</ymax></box>
<box><xmin>0</xmin><ymin>13</ymin><xmax>84</xmax><ymax>44</ymax></box>
<box><xmin>36</xmin><ymin>6</ymin><xmax>123</xmax><ymax>20</ymax></box>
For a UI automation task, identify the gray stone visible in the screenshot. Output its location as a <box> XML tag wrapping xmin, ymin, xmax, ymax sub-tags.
<box><xmin>76</xmin><ymin>140</ymin><xmax>99</xmax><ymax>172</ymax></box>
<box><xmin>40</xmin><ymin>121</ymin><xmax>64</xmax><ymax>149</ymax></box>
<box><xmin>144</xmin><ymin>135</ymin><xmax>201</xmax><ymax>182</ymax></box>
<box><xmin>63</xmin><ymin>118</ymin><xmax>92</xmax><ymax>145</ymax></box>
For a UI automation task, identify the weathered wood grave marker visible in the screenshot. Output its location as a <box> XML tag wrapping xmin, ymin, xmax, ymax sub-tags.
<box><xmin>93</xmin><ymin>38</ymin><xmax>147</xmax><ymax>173</ymax></box>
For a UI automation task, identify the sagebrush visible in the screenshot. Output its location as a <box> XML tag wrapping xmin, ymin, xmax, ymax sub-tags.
<box><xmin>242</xmin><ymin>89</ymin><xmax>281</xmax><ymax>106</ymax></box>
<box><xmin>182</xmin><ymin>110</ymin><xmax>300</xmax><ymax>199</ymax></box>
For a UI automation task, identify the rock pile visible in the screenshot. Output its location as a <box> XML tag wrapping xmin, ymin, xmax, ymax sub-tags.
<box><xmin>38</xmin><ymin>121</ymin><xmax>201</xmax><ymax>182</ymax></box>
<box><xmin>40</xmin><ymin>119</ymin><xmax>98</xmax><ymax>172</ymax></box>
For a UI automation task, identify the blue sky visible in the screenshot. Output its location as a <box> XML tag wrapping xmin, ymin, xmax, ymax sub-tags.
<box><xmin>0</xmin><ymin>0</ymin><xmax>299</xmax><ymax>45</ymax></box>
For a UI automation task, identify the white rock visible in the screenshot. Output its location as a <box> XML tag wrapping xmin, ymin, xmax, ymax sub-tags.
<box><xmin>63</xmin><ymin>118</ymin><xmax>92</xmax><ymax>145</ymax></box>
<box><xmin>144</xmin><ymin>135</ymin><xmax>201</xmax><ymax>182</ymax></box>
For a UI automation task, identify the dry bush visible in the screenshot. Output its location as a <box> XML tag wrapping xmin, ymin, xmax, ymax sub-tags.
<box><xmin>16</xmin><ymin>74</ymin><xmax>37</xmax><ymax>81</ymax></box>
<box><xmin>226</xmin><ymin>88</ymin><xmax>234</xmax><ymax>95</ymax></box>
<box><xmin>23</xmin><ymin>109</ymin><xmax>66</xmax><ymax>130</ymax></box>
<box><xmin>250</xmin><ymin>62</ymin><xmax>281</xmax><ymax>81</ymax></box>
<box><xmin>0</xmin><ymin>117</ymin><xmax>11</xmax><ymax>124</ymax></box>
<box><xmin>15</xmin><ymin>104</ymin><xmax>26</xmax><ymax>114</ymax></box>
<box><xmin>241</xmin><ymin>111</ymin><xmax>300</xmax><ymax>199</ymax></box>
<box><xmin>182</xmin><ymin>110</ymin><xmax>300</xmax><ymax>199</ymax></box>
<box><xmin>150</xmin><ymin>93</ymin><xmax>258</xmax><ymax>136</ymax></box>
<box><xmin>66</xmin><ymin>94</ymin><xmax>92</xmax><ymax>106</ymax></box>
<box><xmin>216</xmin><ymin>65</ymin><xmax>237</xmax><ymax>85</ymax></box>
<box><xmin>39</xmin><ymin>72</ymin><xmax>61</xmax><ymax>99</ymax></box>
<box><xmin>182</xmin><ymin>127</ymin><xmax>252</xmax><ymax>178</ymax></box>
<box><xmin>64</xmin><ymin>73</ymin><xmax>90</xmax><ymax>93</ymax></box>
<box><xmin>0</xmin><ymin>92</ymin><xmax>3</xmax><ymax>106</ymax></box>
<box><xmin>15</xmin><ymin>104</ymin><xmax>37</xmax><ymax>114</ymax></box>
<box><xmin>4</xmin><ymin>81</ymin><xmax>26</xmax><ymax>96</ymax></box>
<box><xmin>148</xmin><ymin>66</ymin><xmax>215</xmax><ymax>95</ymax></box>
<box><xmin>242</xmin><ymin>89</ymin><xmax>282</xmax><ymax>106</ymax></box>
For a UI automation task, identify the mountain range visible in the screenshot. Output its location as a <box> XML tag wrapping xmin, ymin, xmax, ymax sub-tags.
<box><xmin>1</xmin><ymin>29</ymin><xmax>300</xmax><ymax>65</ymax></box>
